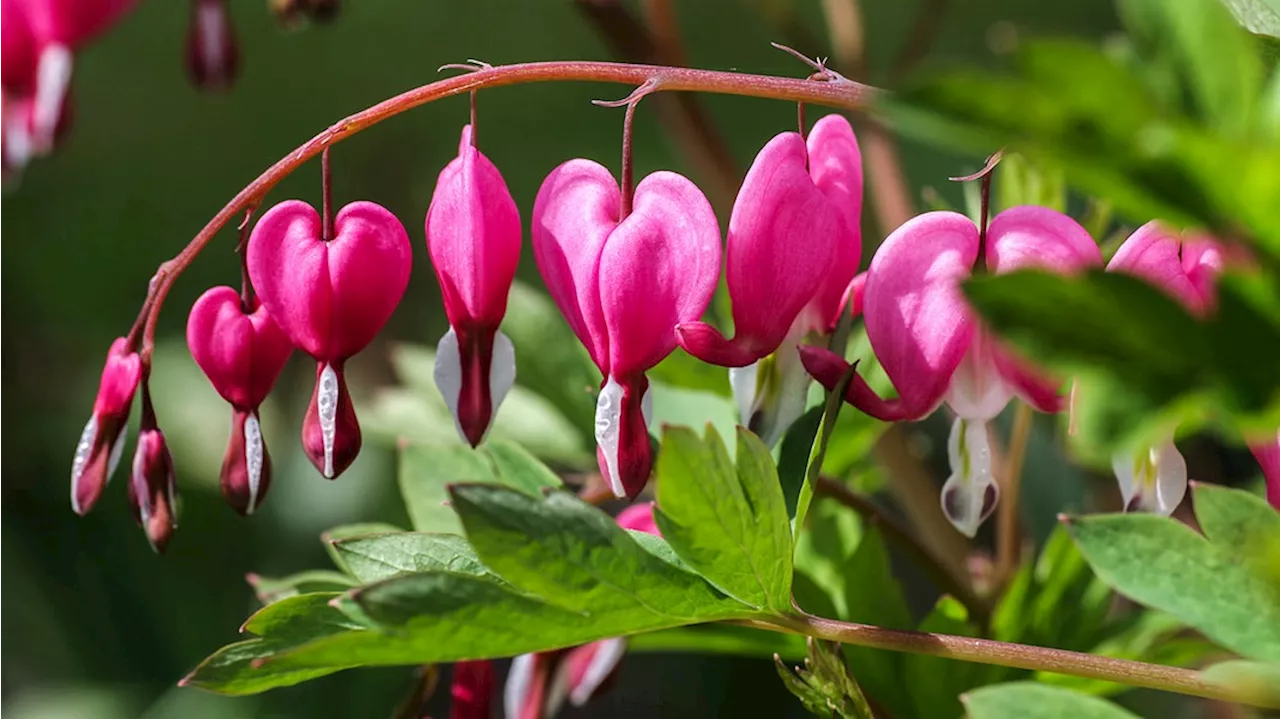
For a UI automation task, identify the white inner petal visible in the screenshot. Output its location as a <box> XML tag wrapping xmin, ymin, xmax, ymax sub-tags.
<box><xmin>1111</xmin><ymin>438</ymin><xmax>1186</xmax><ymax>515</ymax></box>
<box><xmin>569</xmin><ymin>638</ymin><xmax>628</xmax><ymax>707</ymax></box>
<box><xmin>595</xmin><ymin>376</ymin><xmax>625</xmax><ymax>497</ymax></box>
<box><xmin>729</xmin><ymin>362</ymin><xmax>758</xmax><ymax>425</ymax></box>
<box><xmin>131</xmin><ymin>440</ymin><xmax>153</xmax><ymax>525</ymax></box>
<box><xmin>317</xmin><ymin>363</ymin><xmax>339</xmax><ymax>478</ymax></box>
<box><xmin>504</xmin><ymin>653</ymin><xmax>537</xmax><ymax>719</ymax></box>
<box><xmin>244</xmin><ymin>413</ymin><xmax>264</xmax><ymax>515</ymax></box>
<box><xmin>433</xmin><ymin>328</ymin><xmax>465</xmax><ymax>442</ymax></box>
<box><xmin>489</xmin><ymin>329</ymin><xmax>517</xmax><ymax>428</ymax></box>
<box><xmin>32</xmin><ymin>44</ymin><xmax>72</xmax><ymax>152</ymax></box>
<box><xmin>940</xmin><ymin>417</ymin><xmax>999</xmax><ymax>538</ymax></box>
<box><xmin>3</xmin><ymin>101</ymin><xmax>33</xmax><ymax>170</ymax></box>
<box><xmin>108</xmin><ymin>425</ymin><xmax>128</xmax><ymax>484</ymax></box>
<box><xmin>70</xmin><ymin>415</ymin><xmax>99</xmax><ymax>513</ymax></box>
<box><xmin>946</xmin><ymin>332</ymin><xmax>1013</xmax><ymax>420</ymax></box>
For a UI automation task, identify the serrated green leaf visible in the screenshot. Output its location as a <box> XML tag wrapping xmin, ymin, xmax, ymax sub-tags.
<box><xmin>246</xmin><ymin>571</ymin><xmax>357</xmax><ymax>606</ymax></box>
<box><xmin>397</xmin><ymin>444</ymin><xmax>495</xmax><ymax>534</ymax></box>
<box><xmin>330</xmin><ymin>532</ymin><xmax>492</xmax><ymax>584</ymax></box>
<box><xmin>964</xmin><ymin>682</ymin><xmax>1141</xmax><ymax>719</ymax></box>
<box><xmin>450</xmin><ymin>483</ymin><xmax>748</xmax><ymax>619</ymax></box>
<box><xmin>320</xmin><ymin>523</ymin><xmax>404</xmax><ymax>573</ymax></box>
<box><xmin>1068</xmin><ymin>513</ymin><xmax>1280</xmax><ymax>661</ymax></box>
<box><xmin>653</xmin><ymin>425</ymin><xmax>792</xmax><ymax>611</ymax></box>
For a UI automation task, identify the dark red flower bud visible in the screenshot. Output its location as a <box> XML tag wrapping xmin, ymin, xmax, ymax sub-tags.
<box><xmin>301</xmin><ymin>361</ymin><xmax>360</xmax><ymax>479</ymax></box>
<box><xmin>128</xmin><ymin>390</ymin><xmax>178</xmax><ymax>553</ymax></box>
<box><xmin>221</xmin><ymin>408</ymin><xmax>272</xmax><ymax>515</ymax></box>
<box><xmin>449</xmin><ymin>660</ymin><xmax>495</xmax><ymax>719</ymax></box>
<box><xmin>71</xmin><ymin>337</ymin><xmax>142</xmax><ymax>515</ymax></box>
<box><xmin>185</xmin><ymin>0</ymin><xmax>238</xmax><ymax>91</ymax></box>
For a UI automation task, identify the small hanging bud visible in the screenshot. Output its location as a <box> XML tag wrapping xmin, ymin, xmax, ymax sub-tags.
<box><xmin>186</xmin><ymin>0</ymin><xmax>239</xmax><ymax>91</ymax></box>
<box><xmin>71</xmin><ymin>337</ymin><xmax>142</xmax><ymax>515</ymax></box>
<box><xmin>301</xmin><ymin>361</ymin><xmax>361</xmax><ymax>479</ymax></box>
<box><xmin>128</xmin><ymin>387</ymin><xmax>178</xmax><ymax>553</ymax></box>
<box><xmin>220</xmin><ymin>408</ymin><xmax>272</xmax><ymax>515</ymax></box>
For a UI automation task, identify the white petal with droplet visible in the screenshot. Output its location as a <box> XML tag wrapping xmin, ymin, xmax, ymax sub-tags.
<box><xmin>729</xmin><ymin>362</ymin><xmax>759</xmax><ymax>425</ymax></box>
<box><xmin>244</xmin><ymin>413</ymin><xmax>264</xmax><ymax>515</ymax></box>
<box><xmin>1111</xmin><ymin>438</ymin><xmax>1186</xmax><ymax>515</ymax></box>
<box><xmin>317</xmin><ymin>363</ymin><xmax>339</xmax><ymax>478</ymax></box>
<box><xmin>70</xmin><ymin>415</ymin><xmax>99</xmax><ymax>513</ymax></box>
<box><xmin>940</xmin><ymin>417</ymin><xmax>999</xmax><ymax>538</ymax></box>
<box><xmin>434</xmin><ymin>328</ymin><xmax>465</xmax><ymax>441</ymax></box>
<box><xmin>595</xmin><ymin>376</ymin><xmax>625</xmax><ymax>497</ymax></box>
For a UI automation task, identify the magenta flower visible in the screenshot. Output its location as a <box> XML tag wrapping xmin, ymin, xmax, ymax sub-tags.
<box><xmin>802</xmin><ymin>207</ymin><xmax>1101</xmax><ymax>536</ymax></box>
<box><xmin>0</xmin><ymin>0</ymin><xmax>136</xmax><ymax>169</ymax></box>
<box><xmin>533</xmin><ymin>160</ymin><xmax>720</xmax><ymax>498</ymax></box>
<box><xmin>677</xmin><ymin>114</ymin><xmax>862</xmax><ymax>367</ymax></box>
<box><xmin>185</xmin><ymin>0</ymin><xmax>238</xmax><ymax>91</ymax></box>
<box><xmin>128</xmin><ymin>391</ymin><xmax>178</xmax><ymax>553</ymax></box>
<box><xmin>187</xmin><ymin>286</ymin><xmax>294</xmax><ymax>514</ymax></box>
<box><xmin>1104</xmin><ymin>221</ymin><xmax>1227</xmax><ymax>514</ymax></box>
<box><xmin>450</xmin><ymin>660</ymin><xmax>496</xmax><ymax>719</ymax></box>
<box><xmin>1250</xmin><ymin>433</ymin><xmax>1280</xmax><ymax>510</ymax></box>
<box><xmin>70</xmin><ymin>336</ymin><xmax>142</xmax><ymax>515</ymax></box>
<box><xmin>426</xmin><ymin>124</ymin><xmax>521</xmax><ymax>448</ymax></box>
<box><xmin>248</xmin><ymin>199</ymin><xmax>412</xmax><ymax>479</ymax></box>
<box><xmin>505</xmin><ymin>504</ymin><xmax>659</xmax><ymax>718</ymax></box>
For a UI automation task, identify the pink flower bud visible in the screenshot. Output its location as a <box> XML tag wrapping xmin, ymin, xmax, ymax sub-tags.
<box><xmin>128</xmin><ymin>422</ymin><xmax>177</xmax><ymax>553</ymax></box>
<box><xmin>1250</xmin><ymin>432</ymin><xmax>1280</xmax><ymax>510</ymax></box>
<box><xmin>248</xmin><ymin>199</ymin><xmax>411</xmax><ymax>478</ymax></box>
<box><xmin>426</xmin><ymin>125</ymin><xmax>520</xmax><ymax>447</ymax></box>
<box><xmin>449</xmin><ymin>660</ymin><xmax>495</xmax><ymax>719</ymax></box>
<box><xmin>71</xmin><ymin>337</ymin><xmax>141</xmax><ymax>515</ymax></box>
<box><xmin>185</xmin><ymin>0</ymin><xmax>238</xmax><ymax>91</ymax></box>
<box><xmin>533</xmin><ymin>159</ymin><xmax>720</xmax><ymax>498</ymax></box>
<box><xmin>677</xmin><ymin>114</ymin><xmax>862</xmax><ymax>367</ymax></box>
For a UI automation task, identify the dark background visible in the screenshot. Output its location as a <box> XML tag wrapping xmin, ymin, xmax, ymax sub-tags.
<box><xmin>2</xmin><ymin>1</ymin><xmax>1123</xmax><ymax>716</ymax></box>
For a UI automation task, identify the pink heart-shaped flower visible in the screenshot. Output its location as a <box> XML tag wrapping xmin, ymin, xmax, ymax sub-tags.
<box><xmin>186</xmin><ymin>285</ymin><xmax>293</xmax><ymax>411</ymax></box>
<box><xmin>247</xmin><ymin>199</ymin><xmax>412</xmax><ymax>362</ymax></box>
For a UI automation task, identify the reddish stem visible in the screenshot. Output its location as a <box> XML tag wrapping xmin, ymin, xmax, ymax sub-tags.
<box><xmin>133</xmin><ymin>60</ymin><xmax>880</xmax><ymax>364</ymax></box>
<box><xmin>321</xmin><ymin>147</ymin><xmax>333</xmax><ymax>242</ymax></box>
<box><xmin>619</xmin><ymin>98</ymin><xmax>641</xmax><ymax>220</ymax></box>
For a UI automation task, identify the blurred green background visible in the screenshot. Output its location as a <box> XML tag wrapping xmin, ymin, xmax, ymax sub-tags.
<box><xmin>0</xmin><ymin>1</ymin><xmax>1145</xmax><ymax>716</ymax></box>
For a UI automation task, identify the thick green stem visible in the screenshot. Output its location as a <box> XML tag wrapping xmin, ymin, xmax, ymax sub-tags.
<box><xmin>747</xmin><ymin>613</ymin><xmax>1271</xmax><ymax>707</ymax></box>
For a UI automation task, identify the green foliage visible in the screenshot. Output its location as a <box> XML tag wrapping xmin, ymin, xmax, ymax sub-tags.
<box><xmin>1202</xmin><ymin>660</ymin><xmax>1280</xmax><ymax>706</ymax></box>
<box><xmin>963</xmin><ymin>683</ymin><xmax>1141</xmax><ymax>719</ymax></box>
<box><xmin>654</xmin><ymin>426</ymin><xmax>793</xmax><ymax>611</ymax></box>
<box><xmin>246</xmin><ymin>571</ymin><xmax>357</xmax><ymax>606</ymax></box>
<box><xmin>774</xmin><ymin>639</ymin><xmax>874</xmax><ymax>719</ymax></box>
<box><xmin>904</xmin><ymin>597</ymin><xmax>987</xmax><ymax>719</ymax></box>
<box><xmin>629</xmin><ymin>624</ymin><xmax>808</xmax><ymax>660</ymax></box>
<box><xmin>328</xmin><ymin>532</ymin><xmax>492</xmax><ymax>584</ymax></box>
<box><xmin>1068</xmin><ymin>485</ymin><xmax>1280</xmax><ymax>662</ymax></box>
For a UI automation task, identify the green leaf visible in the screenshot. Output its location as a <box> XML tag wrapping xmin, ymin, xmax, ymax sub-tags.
<box><xmin>449</xmin><ymin>483</ymin><xmax>748</xmax><ymax>619</ymax></box>
<box><xmin>904</xmin><ymin>597</ymin><xmax>990</xmax><ymax>719</ymax></box>
<box><xmin>1206</xmin><ymin>273</ymin><xmax>1280</xmax><ymax>425</ymax></box>
<box><xmin>1202</xmin><ymin>660</ymin><xmax>1280</xmax><ymax>707</ymax></box>
<box><xmin>778</xmin><ymin>406</ymin><xmax>824</xmax><ymax>519</ymax></box>
<box><xmin>245</xmin><ymin>571</ymin><xmax>357</xmax><ymax>606</ymax></box>
<box><xmin>793</xmin><ymin>497</ymin><xmax>863</xmax><ymax>619</ymax></box>
<box><xmin>775</xmin><ymin>639</ymin><xmax>874</xmax><ymax>719</ymax></box>
<box><xmin>629</xmin><ymin>623</ymin><xmax>807</xmax><ymax>660</ymax></box>
<box><xmin>397</xmin><ymin>443</ymin><xmax>495</xmax><ymax>534</ymax></box>
<box><xmin>1218</xmin><ymin>0</ymin><xmax>1280</xmax><ymax>37</ymax></box>
<box><xmin>329</xmin><ymin>532</ymin><xmax>493</xmax><ymax>584</ymax></box>
<box><xmin>1068</xmin><ymin>513</ymin><xmax>1280</xmax><ymax>661</ymax></box>
<box><xmin>1192</xmin><ymin>482</ymin><xmax>1280</xmax><ymax>588</ymax></box>
<box><xmin>480</xmin><ymin>440</ymin><xmax>563</xmax><ymax>494</ymax></box>
<box><xmin>320</xmin><ymin>522</ymin><xmax>404</xmax><ymax>573</ymax></box>
<box><xmin>839</xmin><ymin>526</ymin><xmax>913</xmax><ymax>719</ymax></box>
<box><xmin>963</xmin><ymin>682</ymin><xmax>1141</xmax><ymax>719</ymax></box>
<box><xmin>654</xmin><ymin>425</ymin><xmax>793</xmax><ymax>611</ymax></box>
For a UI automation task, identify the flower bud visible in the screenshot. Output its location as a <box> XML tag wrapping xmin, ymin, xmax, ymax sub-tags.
<box><xmin>302</xmin><ymin>361</ymin><xmax>360</xmax><ymax>479</ymax></box>
<box><xmin>71</xmin><ymin>337</ymin><xmax>142</xmax><ymax>515</ymax></box>
<box><xmin>221</xmin><ymin>408</ymin><xmax>272</xmax><ymax>515</ymax></box>
<box><xmin>128</xmin><ymin>390</ymin><xmax>178</xmax><ymax>553</ymax></box>
<box><xmin>185</xmin><ymin>0</ymin><xmax>238</xmax><ymax>91</ymax></box>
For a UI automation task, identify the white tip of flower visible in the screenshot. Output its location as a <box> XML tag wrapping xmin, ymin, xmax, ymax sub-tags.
<box><xmin>504</xmin><ymin>653</ymin><xmax>538</xmax><ymax>719</ymax></box>
<box><xmin>32</xmin><ymin>44</ymin><xmax>73</xmax><ymax>152</ymax></box>
<box><xmin>595</xmin><ymin>376</ymin><xmax>625</xmax><ymax>498</ymax></box>
<box><xmin>733</xmin><ymin>346</ymin><xmax>812</xmax><ymax>447</ymax></box>
<box><xmin>569</xmin><ymin>638</ymin><xmax>627</xmax><ymax>707</ymax></box>
<box><xmin>1112</xmin><ymin>439</ymin><xmax>1187</xmax><ymax>515</ymax></box>
<box><xmin>435</xmin><ymin>327</ymin><xmax>465</xmax><ymax>439</ymax></box>
<box><xmin>244</xmin><ymin>413</ymin><xmax>264</xmax><ymax>515</ymax></box>
<box><xmin>70</xmin><ymin>415</ymin><xmax>99</xmax><ymax>512</ymax></box>
<box><xmin>317</xmin><ymin>363</ymin><xmax>339</xmax><ymax>478</ymax></box>
<box><xmin>729</xmin><ymin>362</ymin><xmax>759</xmax><ymax>425</ymax></box>
<box><xmin>941</xmin><ymin>417</ymin><xmax>999</xmax><ymax>538</ymax></box>
<box><xmin>490</xmin><ymin>328</ymin><xmax>516</xmax><ymax>422</ymax></box>
<box><xmin>946</xmin><ymin>331</ymin><xmax>1012</xmax><ymax>421</ymax></box>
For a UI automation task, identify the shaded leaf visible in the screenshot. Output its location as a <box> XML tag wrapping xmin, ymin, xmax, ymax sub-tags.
<box><xmin>964</xmin><ymin>682</ymin><xmax>1141</xmax><ymax>719</ymax></box>
<box><xmin>329</xmin><ymin>532</ymin><xmax>492</xmax><ymax>584</ymax></box>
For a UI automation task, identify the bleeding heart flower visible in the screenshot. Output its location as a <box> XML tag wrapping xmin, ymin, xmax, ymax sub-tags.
<box><xmin>1250</xmin><ymin>432</ymin><xmax>1280</xmax><ymax>510</ymax></box>
<box><xmin>70</xmin><ymin>336</ymin><xmax>142</xmax><ymax>515</ymax></box>
<box><xmin>505</xmin><ymin>503</ymin><xmax>658</xmax><ymax>719</ymax></box>
<box><xmin>450</xmin><ymin>660</ymin><xmax>495</xmax><ymax>719</ymax></box>
<box><xmin>533</xmin><ymin>160</ymin><xmax>720</xmax><ymax>498</ymax></box>
<box><xmin>185</xmin><ymin>0</ymin><xmax>238</xmax><ymax>91</ymax></box>
<box><xmin>128</xmin><ymin>389</ymin><xmax>178</xmax><ymax>553</ymax></box>
<box><xmin>1104</xmin><ymin>221</ymin><xmax>1229</xmax><ymax>515</ymax></box>
<box><xmin>802</xmin><ymin>207</ymin><xmax>1101</xmax><ymax>536</ymax></box>
<box><xmin>426</xmin><ymin>124</ymin><xmax>520</xmax><ymax>448</ymax></box>
<box><xmin>187</xmin><ymin>286</ymin><xmax>294</xmax><ymax>514</ymax></box>
<box><xmin>248</xmin><ymin>199</ymin><xmax>411</xmax><ymax>479</ymax></box>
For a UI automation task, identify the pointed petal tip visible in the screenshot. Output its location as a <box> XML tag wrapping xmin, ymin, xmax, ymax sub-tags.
<box><xmin>676</xmin><ymin>322</ymin><xmax>762</xmax><ymax>368</ymax></box>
